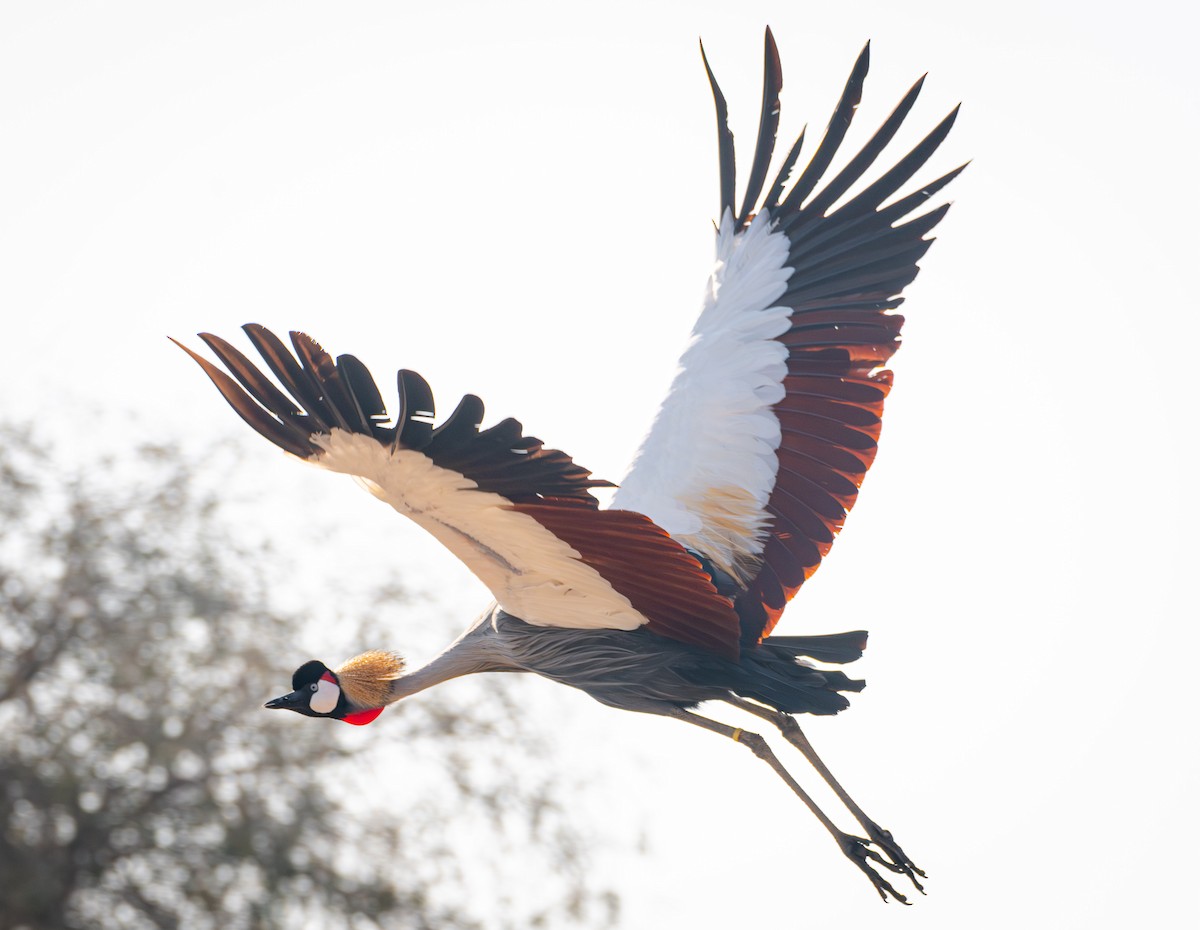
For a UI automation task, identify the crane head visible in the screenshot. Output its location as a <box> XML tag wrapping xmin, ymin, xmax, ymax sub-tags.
<box><xmin>264</xmin><ymin>654</ymin><xmax>401</xmax><ymax>726</ymax></box>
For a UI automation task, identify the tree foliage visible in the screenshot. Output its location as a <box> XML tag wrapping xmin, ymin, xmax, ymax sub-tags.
<box><xmin>0</xmin><ymin>428</ymin><xmax>614</xmax><ymax>930</ymax></box>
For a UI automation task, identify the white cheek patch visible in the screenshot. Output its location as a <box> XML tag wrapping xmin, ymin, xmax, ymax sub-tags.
<box><xmin>310</xmin><ymin>678</ymin><xmax>341</xmax><ymax>715</ymax></box>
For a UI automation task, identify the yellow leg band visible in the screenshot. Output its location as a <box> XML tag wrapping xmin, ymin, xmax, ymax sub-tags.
<box><xmin>731</xmin><ymin>728</ymin><xmax>743</xmax><ymax>743</ymax></box>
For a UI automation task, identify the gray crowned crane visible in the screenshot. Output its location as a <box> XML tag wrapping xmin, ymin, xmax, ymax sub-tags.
<box><xmin>175</xmin><ymin>29</ymin><xmax>961</xmax><ymax>904</ymax></box>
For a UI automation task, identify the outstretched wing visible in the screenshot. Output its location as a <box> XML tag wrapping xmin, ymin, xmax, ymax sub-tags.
<box><xmin>611</xmin><ymin>30</ymin><xmax>963</xmax><ymax>643</ymax></box>
<box><xmin>175</xmin><ymin>326</ymin><xmax>740</xmax><ymax>658</ymax></box>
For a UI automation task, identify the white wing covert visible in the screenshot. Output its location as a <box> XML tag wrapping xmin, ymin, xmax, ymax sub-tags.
<box><xmin>612</xmin><ymin>208</ymin><xmax>794</xmax><ymax>583</ymax></box>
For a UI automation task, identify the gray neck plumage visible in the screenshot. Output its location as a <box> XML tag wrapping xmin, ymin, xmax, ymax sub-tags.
<box><xmin>384</xmin><ymin>615</ymin><xmax>510</xmax><ymax>704</ymax></box>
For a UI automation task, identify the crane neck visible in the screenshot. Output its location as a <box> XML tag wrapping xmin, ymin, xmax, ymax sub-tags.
<box><xmin>384</xmin><ymin>627</ymin><xmax>500</xmax><ymax>704</ymax></box>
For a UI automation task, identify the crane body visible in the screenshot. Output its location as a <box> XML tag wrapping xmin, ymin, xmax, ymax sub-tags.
<box><xmin>179</xmin><ymin>28</ymin><xmax>962</xmax><ymax>903</ymax></box>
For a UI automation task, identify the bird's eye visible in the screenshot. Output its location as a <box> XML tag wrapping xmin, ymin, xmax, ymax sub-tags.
<box><xmin>309</xmin><ymin>683</ymin><xmax>318</xmax><ymax>692</ymax></box>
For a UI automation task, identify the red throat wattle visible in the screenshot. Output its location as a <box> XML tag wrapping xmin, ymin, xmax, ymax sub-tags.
<box><xmin>341</xmin><ymin>706</ymin><xmax>385</xmax><ymax>726</ymax></box>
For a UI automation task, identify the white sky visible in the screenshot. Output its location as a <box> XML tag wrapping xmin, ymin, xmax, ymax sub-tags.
<box><xmin>2</xmin><ymin>0</ymin><xmax>1197</xmax><ymax>926</ymax></box>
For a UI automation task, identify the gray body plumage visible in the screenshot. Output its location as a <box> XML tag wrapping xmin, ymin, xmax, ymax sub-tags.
<box><xmin>397</xmin><ymin>606</ymin><xmax>865</xmax><ymax>718</ymax></box>
<box><xmin>492</xmin><ymin>606</ymin><xmax>735</xmax><ymax>712</ymax></box>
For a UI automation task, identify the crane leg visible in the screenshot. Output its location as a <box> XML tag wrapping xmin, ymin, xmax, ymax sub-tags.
<box><xmin>666</xmin><ymin>706</ymin><xmax>911</xmax><ymax>904</ymax></box>
<box><xmin>724</xmin><ymin>696</ymin><xmax>925</xmax><ymax>892</ymax></box>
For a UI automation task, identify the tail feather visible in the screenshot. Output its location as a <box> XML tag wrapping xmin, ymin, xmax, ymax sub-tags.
<box><xmin>764</xmin><ymin>630</ymin><xmax>868</xmax><ymax>664</ymax></box>
<box><xmin>738</xmin><ymin>665</ymin><xmax>862</xmax><ymax>715</ymax></box>
<box><xmin>732</xmin><ymin>636</ymin><xmax>868</xmax><ymax>716</ymax></box>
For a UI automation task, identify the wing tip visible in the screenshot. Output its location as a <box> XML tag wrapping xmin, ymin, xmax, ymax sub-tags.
<box><xmin>171</xmin><ymin>333</ymin><xmax>316</xmax><ymax>459</ymax></box>
<box><xmin>764</xmin><ymin>26</ymin><xmax>780</xmax><ymax>69</ymax></box>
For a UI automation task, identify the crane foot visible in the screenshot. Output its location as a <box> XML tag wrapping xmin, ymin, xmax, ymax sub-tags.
<box><xmin>837</xmin><ymin>832</ymin><xmax>912</xmax><ymax>904</ymax></box>
<box><xmin>862</xmin><ymin>820</ymin><xmax>925</xmax><ymax>893</ymax></box>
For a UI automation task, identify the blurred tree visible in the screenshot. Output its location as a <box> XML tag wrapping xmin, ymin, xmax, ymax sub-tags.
<box><xmin>0</xmin><ymin>427</ymin><xmax>615</xmax><ymax>930</ymax></box>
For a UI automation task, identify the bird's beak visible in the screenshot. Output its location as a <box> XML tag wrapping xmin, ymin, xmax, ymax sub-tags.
<box><xmin>264</xmin><ymin>689</ymin><xmax>305</xmax><ymax>710</ymax></box>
